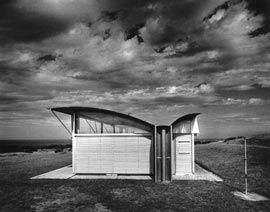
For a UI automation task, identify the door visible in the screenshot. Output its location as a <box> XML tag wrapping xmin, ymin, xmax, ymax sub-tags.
<box><xmin>175</xmin><ymin>134</ymin><xmax>192</xmax><ymax>174</ymax></box>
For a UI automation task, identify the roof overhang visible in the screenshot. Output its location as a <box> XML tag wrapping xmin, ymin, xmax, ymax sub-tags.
<box><xmin>50</xmin><ymin>107</ymin><xmax>200</xmax><ymax>133</ymax></box>
<box><xmin>171</xmin><ymin>113</ymin><xmax>200</xmax><ymax>134</ymax></box>
<box><xmin>51</xmin><ymin>107</ymin><xmax>154</xmax><ymax>132</ymax></box>
<box><xmin>171</xmin><ymin>113</ymin><xmax>200</xmax><ymax>126</ymax></box>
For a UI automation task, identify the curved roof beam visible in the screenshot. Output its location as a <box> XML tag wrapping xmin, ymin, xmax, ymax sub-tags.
<box><xmin>171</xmin><ymin>113</ymin><xmax>200</xmax><ymax>127</ymax></box>
<box><xmin>171</xmin><ymin>113</ymin><xmax>200</xmax><ymax>134</ymax></box>
<box><xmin>51</xmin><ymin>107</ymin><xmax>154</xmax><ymax>132</ymax></box>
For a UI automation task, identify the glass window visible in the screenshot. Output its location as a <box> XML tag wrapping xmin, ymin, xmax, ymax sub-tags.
<box><xmin>76</xmin><ymin>112</ymin><xmax>151</xmax><ymax>134</ymax></box>
<box><xmin>173</xmin><ymin>120</ymin><xmax>191</xmax><ymax>134</ymax></box>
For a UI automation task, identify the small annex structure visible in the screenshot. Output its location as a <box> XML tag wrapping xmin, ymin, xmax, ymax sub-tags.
<box><xmin>51</xmin><ymin>107</ymin><xmax>200</xmax><ymax>182</ymax></box>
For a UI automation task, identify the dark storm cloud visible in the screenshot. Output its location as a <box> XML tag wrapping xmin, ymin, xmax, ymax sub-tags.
<box><xmin>203</xmin><ymin>0</ymin><xmax>244</xmax><ymax>21</ymax></box>
<box><xmin>72</xmin><ymin>68</ymin><xmax>161</xmax><ymax>90</ymax></box>
<box><xmin>147</xmin><ymin>96</ymin><xmax>202</xmax><ymax>107</ymax></box>
<box><xmin>100</xmin><ymin>0</ymin><xmax>225</xmax><ymax>46</ymax></box>
<box><xmin>217</xmin><ymin>84</ymin><xmax>270</xmax><ymax>100</ymax></box>
<box><xmin>203</xmin><ymin>1</ymin><xmax>231</xmax><ymax>21</ymax></box>
<box><xmin>72</xmin><ymin>70</ymin><xmax>133</xmax><ymax>90</ymax></box>
<box><xmin>0</xmin><ymin>93</ymin><xmax>53</xmax><ymax>104</ymax></box>
<box><xmin>99</xmin><ymin>10</ymin><xmax>122</xmax><ymax>22</ymax></box>
<box><xmin>125</xmin><ymin>96</ymin><xmax>197</xmax><ymax>111</ymax></box>
<box><xmin>0</xmin><ymin>0</ymin><xmax>72</xmax><ymax>43</ymax></box>
<box><xmin>0</xmin><ymin>0</ymin><xmax>228</xmax><ymax>48</ymax></box>
<box><xmin>104</xmin><ymin>0</ymin><xmax>235</xmax><ymax>59</ymax></box>
<box><xmin>102</xmin><ymin>29</ymin><xmax>111</xmax><ymax>40</ymax></box>
<box><xmin>125</xmin><ymin>23</ymin><xmax>145</xmax><ymax>43</ymax></box>
<box><xmin>0</xmin><ymin>62</ymin><xmax>33</xmax><ymax>85</ymax></box>
<box><xmin>37</xmin><ymin>54</ymin><xmax>57</xmax><ymax>62</ymax></box>
<box><xmin>1</xmin><ymin>0</ymin><xmax>270</xmax><ymax>139</ymax></box>
<box><xmin>245</xmin><ymin>0</ymin><xmax>270</xmax><ymax>36</ymax></box>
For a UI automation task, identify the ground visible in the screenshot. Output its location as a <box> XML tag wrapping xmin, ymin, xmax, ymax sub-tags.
<box><xmin>0</xmin><ymin>143</ymin><xmax>269</xmax><ymax>211</ymax></box>
<box><xmin>196</xmin><ymin>142</ymin><xmax>270</xmax><ymax>197</ymax></box>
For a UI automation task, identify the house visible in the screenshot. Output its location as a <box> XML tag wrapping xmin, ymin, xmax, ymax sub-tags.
<box><xmin>51</xmin><ymin>107</ymin><xmax>200</xmax><ymax>182</ymax></box>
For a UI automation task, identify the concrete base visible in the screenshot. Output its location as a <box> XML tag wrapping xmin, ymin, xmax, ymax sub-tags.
<box><xmin>71</xmin><ymin>175</ymin><xmax>152</xmax><ymax>180</ymax></box>
<box><xmin>31</xmin><ymin>164</ymin><xmax>221</xmax><ymax>181</ymax></box>
<box><xmin>173</xmin><ymin>164</ymin><xmax>223</xmax><ymax>182</ymax></box>
<box><xmin>233</xmin><ymin>191</ymin><xmax>270</xmax><ymax>201</ymax></box>
<box><xmin>31</xmin><ymin>165</ymin><xmax>75</xmax><ymax>179</ymax></box>
<box><xmin>31</xmin><ymin>165</ymin><xmax>152</xmax><ymax>180</ymax></box>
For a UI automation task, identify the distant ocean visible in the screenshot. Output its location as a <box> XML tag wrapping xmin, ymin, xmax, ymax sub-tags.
<box><xmin>0</xmin><ymin>139</ymin><xmax>71</xmax><ymax>153</ymax></box>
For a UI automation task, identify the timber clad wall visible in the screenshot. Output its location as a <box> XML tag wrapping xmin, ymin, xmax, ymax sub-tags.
<box><xmin>74</xmin><ymin>135</ymin><xmax>153</xmax><ymax>174</ymax></box>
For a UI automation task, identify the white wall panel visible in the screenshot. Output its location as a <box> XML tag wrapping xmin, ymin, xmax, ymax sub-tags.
<box><xmin>99</xmin><ymin>137</ymin><xmax>113</xmax><ymax>173</ymax></box>
<box><xmin>74</xmin><ymin>135</ymin><xmax>152</xmax><ymax>174</ymax></box>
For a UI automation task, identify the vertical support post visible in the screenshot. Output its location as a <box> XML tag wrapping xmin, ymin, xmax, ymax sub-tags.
<box><xmin>75</xmin><ymin>113</ymin><xmax>80</xmax><ymax>133</ymax></box>
<box><xmin>170</xmin><ymin>125</ymin><xmax>174</xmax><ymax>180</ymax></box>
<box><xmin>101</xmin><ymin>122</ymin><xmax>103</xmax><ymax>134</ymax></box>
<box><xmin>162</xmin><ymin>129</ymin><xmax>166</xmax><ymax>182</ymax></box>
<box><xmin>154</xmin><ymin>126</ymin><xmax>157</xmax><ymax>182</ymax></box>
<box><xmin>244</xmin><ymin>137</ymin><xmax>248</xmax><ymax>195</ymax></box>
<box><xmin>191</xmin><ymin>133</ymin><xmax>195</xmax><ymax>174</ymax></box>
<box><xmin>72</xmin><ymin>113</ymin><xmax>76</xmax><ymax>174</ymax></box>
<box><xmin>71</xmin><ymin>115</ymin><xmax>73</xmax><ymax>134</ymax></box>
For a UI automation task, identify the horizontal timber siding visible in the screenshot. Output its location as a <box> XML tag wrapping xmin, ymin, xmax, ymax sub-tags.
<box><xmin>175</xmin><ymin>134</ymin><xmax>192</xmax><ymax>174</ymax></box>
<box><xmin>74</xmin><ymin>134</ymin><xmax>152</xmax><ymax>174</ymax></box>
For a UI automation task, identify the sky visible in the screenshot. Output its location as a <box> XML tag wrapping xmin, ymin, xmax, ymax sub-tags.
<box><xmin>0</xmin><ymin>0</ymin><xmax>270</xmax><ymax>139</ymax></box>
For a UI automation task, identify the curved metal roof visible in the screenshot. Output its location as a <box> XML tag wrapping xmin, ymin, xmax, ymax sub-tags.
<box><xmin>51</xmin><ymin>107</ymin><xmax>200</xmax><ymax>131</ymax></box>
<box><xmin>51</xmin><ymin>106</ymin><xmax>154</xmax><ymax>132</ymax></box>
<box><xmin>171</xmin><ymin>113</ymin><xmax>200</xmax><ymax>127</ymax></box>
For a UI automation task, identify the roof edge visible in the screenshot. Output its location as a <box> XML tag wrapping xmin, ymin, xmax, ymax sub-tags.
<box><xmin>50</xmin><ymin>106</ymin><xmax>154</xmax><ymax>128</ymax></box>
<box><xmin>171</xmin><ymin>113</ymin><xmax>200</xmax><ymax>126</ymax></box>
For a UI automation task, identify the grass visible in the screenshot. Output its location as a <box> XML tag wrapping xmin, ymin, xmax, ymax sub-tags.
<box><xmin>196</xmin><ymin>142</ymin><xmax>270</xmax><ymax>197</ymax></box>
<box><xmin>0</xmin><ymin>143</ymin><xmax>269</xmax><ymax>211</ymax></box>
<box><xmin>0</xmin><ymin>139</ymin><xmax>71</xmax><ymax>153</ymax></box>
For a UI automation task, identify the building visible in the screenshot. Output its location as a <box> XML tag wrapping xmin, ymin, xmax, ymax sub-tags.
<box><xmin>51</xmin><ymin>107</ymin><xmax>200</xmax><ymax>182</ymax></box>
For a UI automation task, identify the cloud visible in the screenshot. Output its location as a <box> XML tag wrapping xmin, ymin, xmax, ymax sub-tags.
<box><xmin>245</xmin><ymin>0</ymin><xmax>270</xmax><ymax>36</ymax></box>
<box><xmin>0</xmin><ymin>2</ymin><xmax>68</xmax><ymax>43</ymax></box>
<box><xmin>256</xmin><ymin>76</ymin><xmax>270</xmax><ymax>88</ymax></box>
<box><xmin>1</xmin><ymin>0</ymin><xmax>270</xmax><ymax>138</ymax></box>
<box><xmin>196</xmin><ymin>83</ymin><xmax>215</xmax><ymax>94</ymax></box>
<box><xmin>37</xmin><ymin>54</ymin><xmax>57</xmax><ymax>62</ymax></box>
<box><xmin>210</xmin><ymin>97</ymin><xmax>269</xmax><ymax>106</ymax></box>
<box><xmin>248</xmin><ymin>98</ymin><xmax>266</xmax><ymax>105</ymax></box>
<box><xmin>223</xmin><ymin>84</ymin><xmax>254</xmax><ymax>91</ymax></box>
<box><xmin>221</xmin><ymin>97</ymin><xmax>247</xmax><ymax>105</ymax></box>
<box><xmin>0</xmin><ymin>0</ymin><xmax>101</xmax><ymax>43</ymax></box>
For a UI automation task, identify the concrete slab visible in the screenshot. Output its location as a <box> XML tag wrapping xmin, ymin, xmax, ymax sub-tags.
<box><xmin>31</xmin><ymin>163</ymin><xmax>222</xmax><ymax>182</ymax></box>
<box><xmin>71</xmin><ymin>175</ymin><xmax>152</xmax><ymax>180</ymax></box>
<box><xmin>173</xmin><ymin>164</ymin><xmax>223</xmax><ymax>182</ymax></box>
<box><xmin>31</xmin><ymin>165</ymin><xmax>152</xmax><ymax>180</ymax></box>
<box><xmin>31</xmin><ymin>165</ymin><xmax>75</xmax><ymax>179</ymax></box>
<box><xmin>233</xmin><ymin>191</ymin><xmax>270</xmax><ymax>201</ymax></box>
